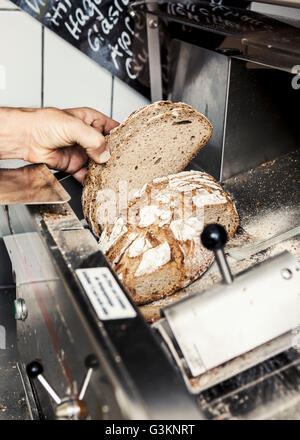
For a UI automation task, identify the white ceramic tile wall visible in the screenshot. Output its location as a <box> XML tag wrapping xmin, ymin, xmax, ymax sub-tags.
<box><xmin>0</xmin><ymin>8</ymin><xmax>151</xmax><ymax>118</ymax></box>
<box><xmin>112</xmin><ymin>77</ymin><xmax>150</xmax><ymax>122</ymax></box>
<box><xmin>0</xmin><ymin>0</ymin><xmax>18</xmax><ymax>9</ymax></box>
<box><xmin>44</xmin><ymin>29</ymin><xmax>112</xmax><ymax>115</ymax></box>
<box><xmin>0</xmin><ymin>11</ymin><xmax>42</xmax><ymax>106</ymax></box>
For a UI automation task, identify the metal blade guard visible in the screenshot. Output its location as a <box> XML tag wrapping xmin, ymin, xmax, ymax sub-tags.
<box><xmin>162</xmin><ymin>225</ymin><xmax>300</xmax><ymax>378</ymax></box>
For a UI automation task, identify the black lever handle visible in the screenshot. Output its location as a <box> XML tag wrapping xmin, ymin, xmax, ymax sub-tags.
<box><xmin>27</xmin><ymin>360</ymin><xmax>87</xmax><ymax>419</ymax></box>
<box><xmin>26</xmin><ymin>360</ymin><xmax>62</xmax><ymax>404</ymax></box>
<box><xmin>84</xmin><ymin>354</ymin><xmax>99</xmax><ymax>370</ymax></box>
<box><xmin>201</xmin><ymin>223</ymin><xmax>228</xmax><ymax>250</ymax></box>
<box><xmin>26</xmin><ymin>361</ymin><xmax>44</xmax><ymax>379</ymax></box>
<box><xmin>201</xmin><ymin>224</ymin><xmax>233</xmax><ymax>284</ymax></box>
<box><xmin>78</xmin><ymin>354</ymin><xmax>99</xmax><ymax>401</ymax></box>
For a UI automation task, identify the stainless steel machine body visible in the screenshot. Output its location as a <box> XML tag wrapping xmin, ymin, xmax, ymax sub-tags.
<box><xmin>1</xmin><ymin>146</ymin><xmax>300</xmax><ymax>420</ymax></box>
<box><xmin>1</xmin><ymin>198</ymin><xmax>200</xmax><ymax>420</ymax></box>
<box><xmin>137</xmin><ymin>0</ymin><xmax>300</xmax><ymax>179</ymax></box>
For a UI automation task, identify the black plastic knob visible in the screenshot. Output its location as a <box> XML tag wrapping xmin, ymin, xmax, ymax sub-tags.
<box><xmin>26</xmin><ymin>361</ymin><xmax>43</xmax><ymax>378</ymax></box>
<box><xmin>201</xmin><ymin>224</ymin><xmax>228</xmax><ymax>251</ymax></box>
<box><xmin>84</xmin><ymin>354</ymin><xmax>99</xmax><ymax>369</ymax></box>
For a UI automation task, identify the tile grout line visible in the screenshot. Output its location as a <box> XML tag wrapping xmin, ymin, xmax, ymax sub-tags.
<box><xmin>41</xmin><ymin>26</ymin><xmax>44</xmax><ymax>108</ymax></box>
<box><xmin>110</xmin><ymin>75</ymin><xmax>114</xmax><ymax>118</ymax></box>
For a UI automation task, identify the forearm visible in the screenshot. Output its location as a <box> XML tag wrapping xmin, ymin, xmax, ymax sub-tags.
<box><xmin>0</xmin><ymin>107</ymin><xmax>33</xmax><ymax>160</ymax></box>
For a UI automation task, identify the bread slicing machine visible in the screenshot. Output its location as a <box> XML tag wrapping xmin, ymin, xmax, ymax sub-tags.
<box><xmin>1</xmin><ymin>0</ymin><xmax>300</xmax><ymax>420</ymax></box>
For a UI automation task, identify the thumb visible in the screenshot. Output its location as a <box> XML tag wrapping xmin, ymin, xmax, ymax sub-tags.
<box><xmin>68</xmin><ymin>118</ymin><xmax>111</xmax><ymax>164</ymax></box>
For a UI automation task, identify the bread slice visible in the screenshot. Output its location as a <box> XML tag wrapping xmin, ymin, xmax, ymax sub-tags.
<box><xmin>98</xmin><ymin>171</ymin><xmax>239</xmax><ymax>305</ymax></box>
<box><xmin>87</xmin><ymin>105</ymin><xmax>212</xmax><ymax>235</ymax></box>
<box><xmin>99</xmin><ymin>107</ymin><xmax>212</xmax><ymax>197</ymax></box>
<box><xmin>82</xmin><ymin>101</ymin><xmax>196</xmax><ymax>234</ymax></box>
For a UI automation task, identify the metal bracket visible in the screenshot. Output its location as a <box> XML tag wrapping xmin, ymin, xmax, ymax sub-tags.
<box><xmin>17</xmin><ymin>363</ymin><xmax>41</xmax><ymax>420</ymax></box>
<box><xmin>4</xmin><ymin>232</ymin><xmax>59</xmax><ymax>285</ymax></box>
<box><xmin>159</xmin><ymin>251</ymin><xmax>300</xmax><ymax>386</ymax></box>
<box><xmin>146</xmin><ymin>13</ymin><xmax>163</xmax><ymax>102</ymax></box>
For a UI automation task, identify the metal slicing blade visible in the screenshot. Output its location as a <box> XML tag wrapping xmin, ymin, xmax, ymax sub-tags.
<box><xmin>0</xmin><ymin>164</ymin><xmax>70</xmax><ymax>205</ymax></box>
<box><xmin>228</xmin><ymin>226</ymin><xmax>300</xmax><ymax>261</ymax></box>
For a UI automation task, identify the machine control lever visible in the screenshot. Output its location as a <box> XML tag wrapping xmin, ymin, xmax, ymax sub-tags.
<box><xmin>26</xmin><ymin>361</ymin><xmax>62</xmax><ymax>405</ymax></box>
<box><xmin>201</xmin><ymin>224</ymin><xmax>233</xmax><ymax>284</ymax></box>
<box><xmin>78</xmin><ymin>354</ymin><xmax>99</xmax><ymax>401</ymax></box>
<box><xmin>26</xmin><ymin>360</ymin><xmax>87</xmax><ymax>419</ymax></box>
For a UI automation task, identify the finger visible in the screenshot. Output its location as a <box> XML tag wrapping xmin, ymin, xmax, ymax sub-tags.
<box><xmin>44</xmin><ymin>145</ymin><xmax>88</xmax><ymax>174</ymax></box>
<box><xmin>72</xmin><ymin>166</ymin><xmax>87</xmax><ymax>184</ymax></box>
<box><xmin>92</xmin><ymin>116</ymin><xmax>119</xmax><ymax>135</ymax></box>
<box><xmin>64</xmin><ymin>107</ymin><xmax>119</xmax><ymax>135</ymax></box>
<box><xmin>67</xmin><ymin>118</ymin><xmax>111</xmax><ymax>163</ymax></box>
<box><xmin>64</xmin><ymin>107</ymin><xmax>104</xmax><ymax>125</ymax></box>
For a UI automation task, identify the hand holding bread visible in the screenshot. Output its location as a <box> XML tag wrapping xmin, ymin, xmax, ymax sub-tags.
<box><xmin>0</xmin><ymin>106</ymin><xmax>118</xmax><ymax>183</ymax></box>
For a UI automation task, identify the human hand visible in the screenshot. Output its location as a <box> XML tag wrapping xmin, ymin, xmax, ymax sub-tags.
<box><xmin>0</xmin><ymin>107</ymin><xmax>119</xmax><ymax>183</ymax></box>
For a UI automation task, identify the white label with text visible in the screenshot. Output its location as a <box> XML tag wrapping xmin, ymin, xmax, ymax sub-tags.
<box><xmin>76</xmin><ymin>267</ymin><xmax>136</xmax><ymax>320</ymax></box>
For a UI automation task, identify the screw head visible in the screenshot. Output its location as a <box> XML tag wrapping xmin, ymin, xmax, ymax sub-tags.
<box><xmin>14</xmin><ymin>298</ymin><xmax>28</xmax><ymax>321</ymax></box>
<box><xmin>149</xmin><ymin>19</ymin><xmax>158</xmax><ymax>29</ymax></box>
<box><xmin>281</xmin><ymin>268</ymin><xmax>293</xmax><ymax>280</ymax></box>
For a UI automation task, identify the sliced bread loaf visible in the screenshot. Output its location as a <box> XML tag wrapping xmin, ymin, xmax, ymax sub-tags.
<box><xmin>98</xmin><ymin>171</ymin><xmax>239</xmax><ymax>305</ymax></box>
<box><xmin>82</xmin><ymin>100</ymin><xmax>196</xmax><ymax>234</ymax></box>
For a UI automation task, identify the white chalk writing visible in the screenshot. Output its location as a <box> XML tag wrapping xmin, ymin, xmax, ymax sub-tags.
<box><xmin>25</xmin><ymin>0</ymin><xmax>46</xmax><ymax>14</ymax></box>
<box><xmin>44</xmin><ymin>0</ymin><xmax>138</xmax><ymax>78</ymax></box>
<box><xmin>167</xmin><ymin>2</ymin><xmax>274</xmax><ymax>32</ymax></box>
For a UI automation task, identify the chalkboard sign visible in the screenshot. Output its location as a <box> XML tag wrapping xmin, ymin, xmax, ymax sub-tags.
<box><xmin>10</xmin><ymin>0</ymin><xmax>150</xmax><ymax>97</ymax></box>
